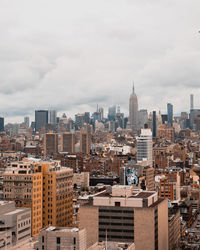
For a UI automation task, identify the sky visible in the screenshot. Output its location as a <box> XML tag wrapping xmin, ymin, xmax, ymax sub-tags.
<box><xmin>1</xmin><ymin>0</ymin><xmax>200</xmax><ymax>123</ymax></box>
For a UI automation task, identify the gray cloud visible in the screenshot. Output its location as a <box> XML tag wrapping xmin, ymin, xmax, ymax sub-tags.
<box><xmin>0</xmin><ymin>0</ymin><xmax>200</xmax><ymax>123</ymax></box>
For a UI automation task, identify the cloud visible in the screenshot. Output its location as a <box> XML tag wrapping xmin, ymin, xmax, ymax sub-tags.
<box><xmin>0</xmin><ymin>0</ymin><xmax>200</xmax><ymax>123</ymax></box>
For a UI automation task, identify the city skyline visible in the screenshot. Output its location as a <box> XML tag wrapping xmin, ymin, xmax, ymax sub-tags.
<box><xmin>1</xmin><ymin>0</ymin><xmax>200</xmax><ymax>123</ymax></box>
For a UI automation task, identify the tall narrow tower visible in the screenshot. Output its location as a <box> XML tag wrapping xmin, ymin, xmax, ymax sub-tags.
<box><xmin>190</xmin><ymin>94</ymin><xmax>194</xmax><ymax>110</ymax></box>
<box><xmin>129</xmin><ymin>83</ymin><xmax>138</xmax><ymax>131</ymax></box>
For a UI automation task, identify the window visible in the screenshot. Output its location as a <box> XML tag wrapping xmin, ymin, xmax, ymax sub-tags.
<box><xmin>115</xmin><ymin>202</ymin><xmax>120</xmax><ymax>207</ymax></box>
<box><xmin>56</xmin><ymin>237</ymin><xmax>60</xmax><ymax>245</ymax></box>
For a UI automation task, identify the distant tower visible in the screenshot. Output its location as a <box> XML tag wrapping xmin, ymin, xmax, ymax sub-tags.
<box><xmin>129</xmin><ymin>83</ymin><xmax>138</xmax><ymax>131</ymax></box>
<box><xmin>152</xmin><ymin>111</ymin><xmax>157</xmax><ymax>138</ymax></box>
<box><xmin>167</xmin><ymin>103</ymin><xmax>173</xmax><ymax>127</ymax></box>
<box><xmin>35</xmin><ymin>110</ymin><xmax>48</xmax><ymax>131</ymax></box>
<box><xmin>24</xmin><ymin>116</ymin><xmax>30</xmax><ymax>127</ymax></box>
<box><xmin>48</xmin><ymin>110</ymin><xmax>57</xmax><ymax>124</ymax></box>
<box><xmin>190</xmin><ymin>94</ymin><xmax>194</xmax><ymax>110</ymax></box>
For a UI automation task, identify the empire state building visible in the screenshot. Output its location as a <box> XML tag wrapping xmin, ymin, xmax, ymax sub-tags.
<box><xmin>129</xmin><ymin>84</ymin><xmax>138</xmax><ymax>131</ymax></box>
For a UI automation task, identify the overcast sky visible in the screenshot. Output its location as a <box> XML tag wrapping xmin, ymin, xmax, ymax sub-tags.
<box><xmin>1</xmin><ymin>0</ymin><xmax>200</xmax><ymax>123</ymax></box>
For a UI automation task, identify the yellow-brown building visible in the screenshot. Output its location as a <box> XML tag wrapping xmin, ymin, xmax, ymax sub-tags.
<box><xmin>3</xmin><ymin>162</ymin><xmax>43</xmax><ymax>237</ymax></box>
<box><xmin>3</xmin><ymin>159</ymin><xmax>73</xmax><ymax>236</ymax></box>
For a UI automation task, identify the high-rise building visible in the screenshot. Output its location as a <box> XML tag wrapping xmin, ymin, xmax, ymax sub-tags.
<box><xmin>80</xmin><ymin>130</ymin><xmax>90</xmax><ymax>155</ymax></box>
<box><xmin>48</xmin><ymin>110</ymin><xmax>57</xmax><ymax>124</ymax></box>
<box><xmin>190</xmin><ymin>94</ymin><xmax>194</xmax><ymax>110</ymax></box>
<box><xmin>115</xmin><ymin>112</ymin><xmax>124</xmax><ymax>129</ymax></box>
<box><xmin>189</xmin><ymin>109</ymin><xmax>200</xmax><ymax>131</ymax></box>
<box><xmin>129</xmin><ymin>84</ymin><xmax>138</xmax><ymax>131</ymax></box>
<box><xmin>44</xmin><ymin>132</ymin><xmax>58</xmax><ymax>156</ymax></box>
<box><xmin>138</xmin><ymin>109</ymin><xmax>148</xmax><ymax>129</ymax></box>
<box><xmin>167</xmin><ymin>103</ymin><xmax>173</xmax><ymax>127</ymax></box>
<box><xmin>41</xmin><ymin>163</ymin><xmax>73</xmax><ymax>228</ymax></box>
<box><xmin>35</xmin><ymin>110</ymin><xmax>48</xmax><ymax>131</ymax></box>
<box><xmin>0</xmin><ymin>117</ymin><xmax>4</xmax><ymax>131</ymax></box>
<box><xmin>24</xmin><ymin>116</ymin><xmax>30</xmax><ymax>127</ymax></box>
<box><xmin>79</xmin><ymin>185</ymin><xmax>168</xmax><ymax>250</ymax></box>
<box><xmin>137</xmin><ymin>129</ymin><xmax>153</xmax><ymax>167</ymax></box>
<box><xmin>108</xmin><ymin>106</ymin><xmax>116</xmax><ymax>121</ymax></box>
<box><xmin>98</xmin><ymin>107</ymin><xmax>104</xmax><ymax>121</ymax></box>
<box><xmin>75</xmin><ymin>114</ymin><xmax>85</xmax><ymax>129</ymax></box>
<box><xmin>61</xmin><ymin>132</ymin><xmax>75</xmax><ymax>153</ymax></box>
<box><xmin>153</xmin><ymin>111</ymin><xmax>157</xmax><ymax>138</ymax></box>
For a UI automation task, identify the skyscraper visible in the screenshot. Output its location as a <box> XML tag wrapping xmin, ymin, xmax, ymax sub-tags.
<box><xmin>167</xmin><ymin>103</ymin><xmax>173</xmax><ymax>127</ymax></box>
<box><xmin>35</xmin><ymin>110</ymin><xmax>48</xmax><ymax>131</ymax></box>
<box><xmin>108</xmin><ymin>106</ymin><xmax>116</xmax><ymax>121</ymax></box>
<box><xmin>153</xmin><ymin>111</ymin><xmax>157</xmax><ymax>138</ymax></box>
<box><xmin>129</xmin><ymin>84</ymin><xmax>138</xmax><ymax>131</ymax></box>
<box><xmin>190</xmin><ymin>94</ymin><xmax>194</xmax><ymax>110</ymax></box>
<box><xmin>137</xmin><ymin>128</ymin><xmax>153</xmax><ymax>167</ymax></box>
<box><xmin>24</xmin><ymin>116</ymin><xmax>29</xmax><ymax>127</ymax></box>
<box><xmin>0</xmin><ymin>117</ymin><xmax>4</xmax><ymax>132</ymax></box>
<box><xmin>48</xmin><ymin>110</ymin><xmax>57</xmax><ymax>124</ymax></box>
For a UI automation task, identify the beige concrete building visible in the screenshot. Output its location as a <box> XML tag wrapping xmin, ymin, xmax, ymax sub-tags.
<box><xmin>36</xmin><ymin>226</ymin><xmax>86</xmax><ymax>250</ymax></box>
<box><xmin>0</xmin><ymin>201</ymin><xmax>31</xmax><ymax>248</ymax></box>
<box><xmin>88</xmin><ymin>241</ymin><xmax>135</xmax><ymax>250</ymax></box>
<box><xmin>79</xmin><ymin>185</ymin><xmax>168</xmax><ymax>250</ymax></box>
<box><xmin>61</xmin><ymin>132</ymin><xmax>75</xmax><ymax>153</ymax></box>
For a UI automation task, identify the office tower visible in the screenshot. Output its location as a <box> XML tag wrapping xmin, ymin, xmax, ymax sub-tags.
<box><xmin>129</xmin><ymin>84</ymin><xmax>138</xmax><ymax>131</ymax></box>
<box><xmin>35</xmin><ymin>110</ymin><xmax>48</xmax><ymax>131</ymax></box>
<box><xmin>3</xmin><ymin>160</ymin><xmax>73</xmax><ymax>235</ymax></box>
<box><xmin>115</xmin><ymin>112</ymin><xmax>124</xmax><ymax>129</ymax></box>
<box><xmin>24</xmin><ymin>116</ymin><xmax>29</xmax><ymax>127</ymax></box>
<box><xmin>153</xmin><ymin>111</ymin><xmax>157</xmax><ymax>138</ymax></box>
<box><xmin>167</xmin><ymin>103</ymin><xmax>173</xmax><ymax>127</ymax></box>
<box><xmin>108</xmin><ymin>106</ymin><xmax>116</xmax><ymax>121</ymax></box>
<box><xmin>75</xmin><ymin>114</ymin><xmax>85</xmax><ymax>129</ymax></box>
<box><xmin>190</xmin><ymin>94</ymin><xmax>194</xmax><ymax>110</ymax></box>
<box><xmin>137</xmin><ymin>129</ymin><xmax>153</xmax><ymax>167</ymax></box>
<box><xmin>98</xmin><ymin>107</ymin><xmax>104</xmax><ymax>121</ymax></box>
<box><xmin>0</xmin><ymin>201</ymin><xmax>31</xmax><ymax>248</ymax></box>
<box><xmin>161</xmin><ymin>114</ymin><xmax>168</xmax><ymax>124</ymax></box>
<box><xmin>80</xmin><ymin>130</ymin><xmax>90</xmax><ymax>155</ymax></box>
<box><xmin>61</xmin><ymin>132</ymin><xmax>75</xmax><ymax>153</ymax></box>
<box><xmin>44</xmin><ymin>132</ymin><xmax>58</xmax><ymax>156</ymax></box>
<box><xmin>138</xmin><ymin>109</ymin><xmax>148</xmax><ymax>129</ymax></box>
<box><xmin>41</xmin><ymin>163</ymin><xmax>73</xmax><ymax>228</ymax></box>
<box><xmin>3</xmin><ymin>163</ymin><xmax>43</xmax><ymax>236</ymax></box>
<box><xmin>38</xmin><ymin>227</ymin><xmax>86</xmax><ymax>250</ymax></box>
<box><xmin>189</xmin><ymin>109</ymin><xmax>200</xmax><ymax>131</ymax></box>
<box><xmin>0</xmin><ymin>117</ymin><xmax>4</xmax><ymax>132</ymax></box>
<box><xmin>84</xmin><ymin>112</ymin><xmax>90</xmax><ymax>124</ymax></box>
<box><xmin>48</xmin><ymin>110</ymin><xmax>57</xmax><ymax>124</ymax></box>
<box><xmin>79</xmin><ymin>185</ymin><xmax>168</xmax><ymax>250</ymax></box>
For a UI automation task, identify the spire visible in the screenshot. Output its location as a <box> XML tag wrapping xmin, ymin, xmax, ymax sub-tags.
<box><xmin>132</xmin><ymin>82</ymin><xmax>135</xmax><ymax>94</ymax></box>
